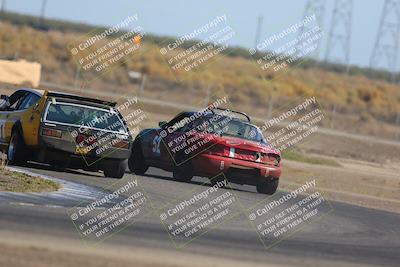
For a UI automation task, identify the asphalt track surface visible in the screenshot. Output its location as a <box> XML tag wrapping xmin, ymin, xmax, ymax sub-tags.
<box><xmin>1</xmin><ymin>162</ymin><xmax>399</xmax><ymax>267</ymax></box>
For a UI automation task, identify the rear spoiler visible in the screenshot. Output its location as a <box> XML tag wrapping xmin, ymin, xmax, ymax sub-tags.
<box><xmin>210</xmin><ymin>107</ymin><xmax>251</xmax><ymax>122</ymax></box>
<box><xmin>45</xmin><ymin>91</ymin><xmax>117</xmax><ymax>107</ymax></box>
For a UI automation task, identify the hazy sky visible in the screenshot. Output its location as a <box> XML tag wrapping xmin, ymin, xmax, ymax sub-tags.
<box><xmin>2</xmin><ymin>0</ymin><xmax>387</xmax><ymax>69</ymax></box>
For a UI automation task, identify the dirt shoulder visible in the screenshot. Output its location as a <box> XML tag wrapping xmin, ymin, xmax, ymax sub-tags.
<box><xmin>281</xmin><ymin>158</ymin><xmax>400</xmax><ymax>213</ymax></box>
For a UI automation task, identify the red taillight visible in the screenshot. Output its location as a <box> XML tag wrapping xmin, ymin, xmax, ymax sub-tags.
<box><xmin>266</xmin><ymin>153</ymin><xmax>281</xmax><ymax>166</ymax></box>
<box><xmin>76</xmin><ymin>134</ymin><xmax>85</xmax><ymax>144</ymax></box>
<box><xmin>42</xmin><ymin>128</ymin><xmax>62</xmax><ymax>138</ymax></box>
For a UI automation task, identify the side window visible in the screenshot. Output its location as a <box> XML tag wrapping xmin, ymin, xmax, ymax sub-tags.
<box><xmin>9</xmin><ymin>91</ymin><xmax>27</xmax><ymax>110</ymax></box>
<box><xmin>18</xmin><ymin>94</ymin><xmax>40</xmax><ymax>110</ymax></box>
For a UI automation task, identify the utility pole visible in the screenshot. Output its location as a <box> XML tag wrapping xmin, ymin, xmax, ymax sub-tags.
<box><xmin>325</xmin><ymin>0</ymin><xmax>353</xmax><ymax>72</ymax></box>
<box><xmin>395</xmin><ymin>112</ymin><xmax>400</xmax><ymax>140</ymax></box>
<box><xmin>203</xmin><ymin>84</ymin><xmax>211</xmax><ymax>107</ymax></box>
<box><xmin>74</xmin><ymin>66</ymin><xmax>81</xmax><ymax>89</ymax></box>
<box><xmin>139</xmin><ymin>74</ymin><xmax>147</xmax><ymax>97</ymax></box>
<box><xmin>297</xmin><ymin>0</ymin><xmax>326</xmax><ymax>61</ymax></box>
<box><xmin>254</xmin><ymin>16</ymin><xmax>263</xmax><ymax>49</ymax></box>
<box><xmin>370</xmin><ymin>0</ymin><xmax>400</xmax><ymax>82</ymax></box>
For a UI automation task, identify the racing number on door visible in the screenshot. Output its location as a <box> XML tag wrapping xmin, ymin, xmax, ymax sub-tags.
<box><xmin>152</xmin><ymin>135</ymin><xmax>161</xmax><ymax>156</ymax></box>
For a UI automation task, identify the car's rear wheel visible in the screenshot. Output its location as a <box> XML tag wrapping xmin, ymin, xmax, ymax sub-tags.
<box><xmin>128</xmin><ymin>142</ymin><xmax>148</xmax><ymax>175</ymax></box>
<box><xmin>7</xmin><ymin>130</ymin><xmax>27</xmax><ymax>165</ymax></box>
<box><xmin>256</xmin><ymin>179</ymin><xmax>279</xmax><ymax>195</ymax></box>
<box><xmin>104</xmin><ymin>160</ymin><xmax>127</xmax><ymax>179</ymax></box>
<box><xmin>173</xmin><ymin>160</ymin><xmax>193</xmax><ymax>182</ymax></box>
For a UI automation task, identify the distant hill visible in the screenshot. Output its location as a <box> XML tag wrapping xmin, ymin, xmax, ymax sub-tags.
<box><xmin>0</xmin><ymin>11</ymin><xmax>399</xmax><ymax>139</ymax></box>
<box><xmin>0</xmin><ymin>11</ymin><xmax>397</xmax><ymax>82</ymax></box>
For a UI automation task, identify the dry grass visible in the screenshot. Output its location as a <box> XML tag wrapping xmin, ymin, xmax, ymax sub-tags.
<box><xmin>0</xmin><ymin>165</ymin><xmax>60</xmax><ymax>193</ymax></box>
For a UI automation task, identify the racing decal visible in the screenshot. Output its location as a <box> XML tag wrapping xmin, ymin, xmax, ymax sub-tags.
<box><xmin>152</xmin><ymin>135</ymin><xmax>162</xmax><ymax>156</ymax></box>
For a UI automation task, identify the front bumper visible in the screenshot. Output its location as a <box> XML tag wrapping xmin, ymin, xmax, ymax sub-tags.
<box><xmin>191</xmin><ymin>153</ymin><xmax>282</xmax><ymax>185</ymax></box>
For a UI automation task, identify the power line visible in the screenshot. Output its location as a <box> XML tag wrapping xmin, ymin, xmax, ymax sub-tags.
<box><xmin>370</xmin><ymin>0</ymin><xmax>400</xmax><ymax>81</ymax></box>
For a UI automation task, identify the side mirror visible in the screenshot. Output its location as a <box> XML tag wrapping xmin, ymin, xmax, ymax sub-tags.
<box><xmin>158</xmin><ymin>121</ymin><xmax>168</xmax><ymax>128</ymax></box>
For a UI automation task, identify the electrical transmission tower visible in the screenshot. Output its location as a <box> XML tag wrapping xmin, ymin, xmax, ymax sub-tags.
<box><xmin>298</xmin><ymin>0</ymin><xmax>326</xmax><ymax>60</ymax></box>
<box><xmin>370</xmin><ymin>0</ymin><xmax>400</xmax><ymax>81</ymax></box>
<box><xmin>254</xmin><ymin>16</ymin><xmax>263</xmax><ymax>49</ymax></box>
<box><xmin>40</xmin><ymin>0</ymin><xmax>47</xmax><ymax>26</ymax></box>
<box><xmin>325</xmin><ymin>0</ymin><xmax>353</xmax><ymax>70</ymax></box>
<box><xmin>1</xmin><ymin>0</ymin><xmax>6</xmax><ymax>14</ymax></box>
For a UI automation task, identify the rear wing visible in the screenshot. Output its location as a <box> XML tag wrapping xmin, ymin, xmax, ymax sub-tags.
<box><xmin>210</xmin><ymin>107</ymin><xmax>251</xmax><ymax>122</ymax></box>
<box><xmin>45</xmin><ymin>91</ymin><xmax>117</xmax><ymax>107</ymax></box>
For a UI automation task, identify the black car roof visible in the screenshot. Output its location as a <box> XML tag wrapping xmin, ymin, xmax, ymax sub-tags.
<box><xmin>46</xmin><ymin>92</ymin><xmax>117</xmax><ymax>107</ymax></box>
<box><xmin>13</xmin><ymin>88</ymin><xmax>117</xmax><ymax>107</ymax></box>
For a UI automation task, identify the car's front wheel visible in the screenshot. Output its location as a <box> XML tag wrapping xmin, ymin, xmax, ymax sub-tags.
<box><xmin>210</xmin><ymin>174</ymin><xmax>227</xmax><ymax>187</ymax></box>
<box><xmin>256</xmin><ymin>179</ymin><xmax>279</xmax><ymax>195</ymax></box>
<box><xmin>104</xmin><ymin>160</ymin><xmax>127</xmax><ymax>179</ymax></box>
<box><xmin>7</xmin><ymin>130</ymin><xmax>27</xmax><ymax>165</ymax></box>
<box><xmin>128</xmin><ymin>142</ymin><xmax>148</xmax><ymax>175</ymax></box>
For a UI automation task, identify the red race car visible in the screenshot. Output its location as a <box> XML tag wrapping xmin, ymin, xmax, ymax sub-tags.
<box><xmin>128</xmin><ymin>108</ymin><xmax>282</xmax><ymax>194</ymax></box>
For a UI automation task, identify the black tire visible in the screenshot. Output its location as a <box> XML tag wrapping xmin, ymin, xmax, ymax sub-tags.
<box><xmin>210</xmin><ymin>174</ymin><xmax>227</xmax><ymax>187</ymax></box>
<box><xmin>173</xmin><ymin>160</ymin><xmax>193</xmax><ymax>182</ymax></box>
<box><xmin>256</xmin><ymin>179</ymin><xmax>279</xmax><ymax>195</ymax></box>
<box><xmin>104</xmin><ymin>160</ymin><xmax>127</xmax><ymax>179</ymax></box>
<box><xmin>128</xmin><ymin>142</ymin><xmax>148</xmax><ymax>175</ymax></box>
<box><xmin>7</xmin><ymin>129</ymin><xmax>27</xmax><ymax>165</ymax></box>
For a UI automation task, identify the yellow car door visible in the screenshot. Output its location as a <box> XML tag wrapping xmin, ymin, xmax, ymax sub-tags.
<box><xmin>22</xmin><ymin>94</ymin><xmax>46</xmax><ymax>146</ymax></box>
<box><xmin>14</xmin><ymin>93</ymin><xmax>44</xmax><ymax>146</ymax></box>
<box><xmin>0</xmin><ymin>91</ymin><xmax>27</xmax><ymax>145</ymax></box>
<box><xmin>0</xmin><ymin>90</ymin><xmax>44</xmax><ymax>148</ymax></box>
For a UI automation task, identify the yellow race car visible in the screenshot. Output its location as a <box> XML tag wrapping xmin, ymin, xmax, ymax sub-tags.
<box><xmin>0</xmin><ymin>88</ymin><xmax>132</xmax><ymax>178</ymax></box>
